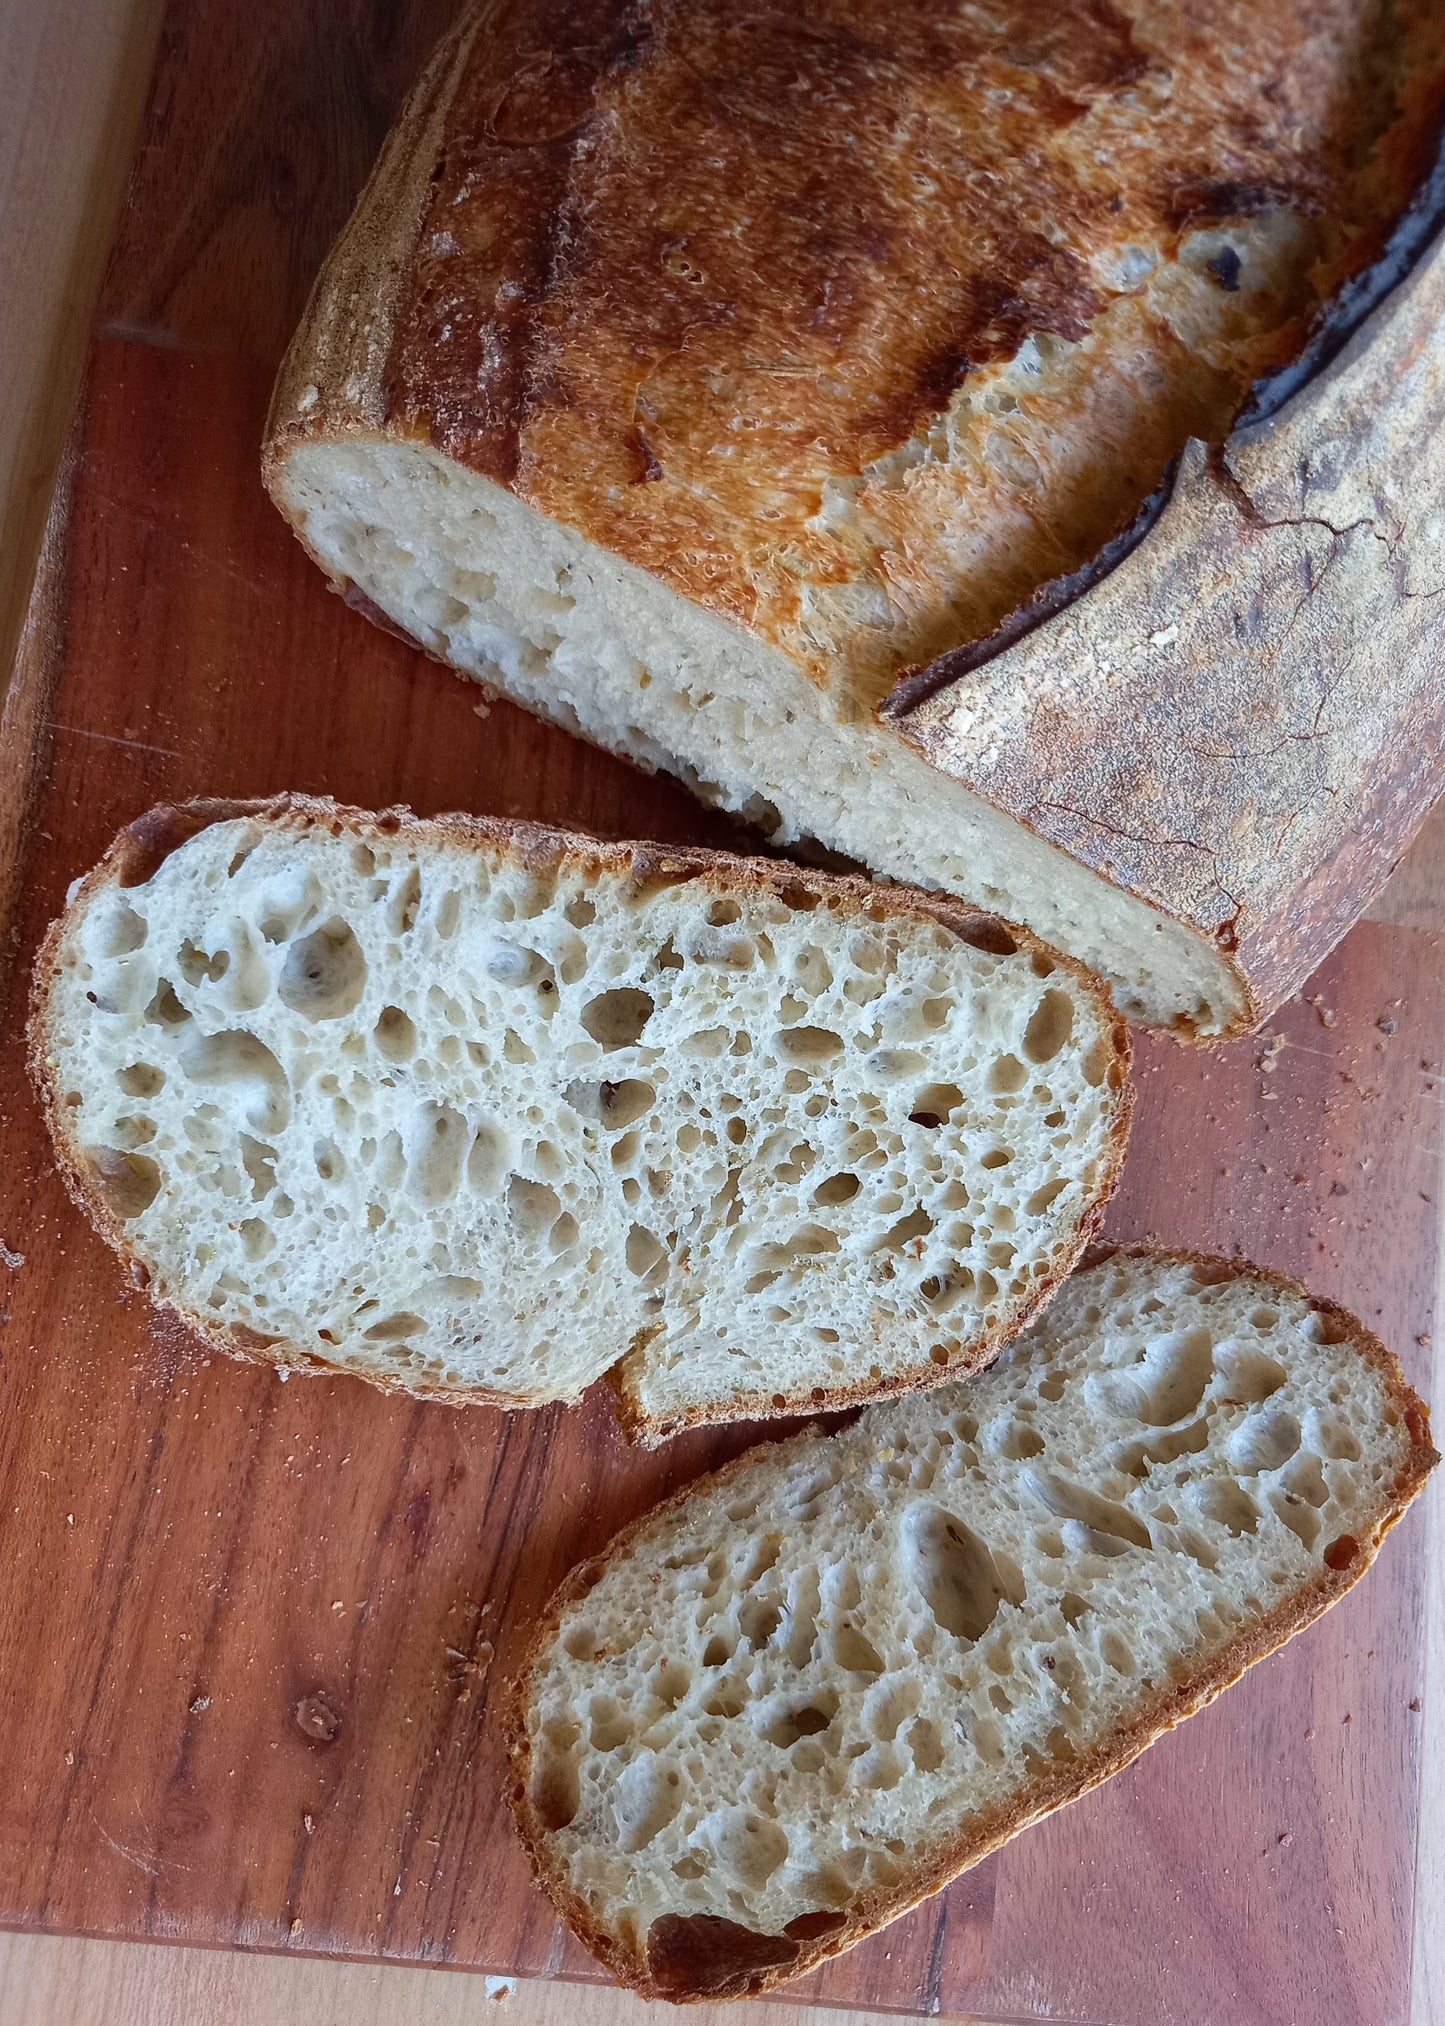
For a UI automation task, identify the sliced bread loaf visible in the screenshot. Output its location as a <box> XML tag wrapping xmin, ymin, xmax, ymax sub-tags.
<box><xmin>508</xmin><ymin>1246</ymin><xmax>1436</xmax><ymax>1999</ymax></box>
<box><xmin>31</xmin><ymin>797</ymin><xmax>1129</xmax><ymax>1435</ymax></box>
<box><xmin>265</xmin><ymin>2</ymin><xmax>1445</xmax><ymax>1040</ymax></box>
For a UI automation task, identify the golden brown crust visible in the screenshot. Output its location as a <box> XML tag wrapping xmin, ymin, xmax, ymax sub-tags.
<box><xmin>263</xmin><ymin>8</ymin><xmax>491</xmax><ymax>474</ymax></box>
<box><xmin>264</xmin><ymin>2</ymin><xmax>1445</xmax><ymax>1044</ymax></box>
<box><xmin>504</xmin><ymin>1243</ymin><xmax>1437</xmax><ymax>2001</ymax></box>
<box><xmin>381</xmin><ymin>0</ymin><xmax>1435</xmax><ymax>658</ymax></box>
<box><xmin>28</xmin><ymin>795</ymin><xmax>1126</xmax><ymax>1419</ymax></box>
<box><xmin>884</xmin><ymin>238</ymin><xmax>1445</xmax><ymax>1043</ymax></box>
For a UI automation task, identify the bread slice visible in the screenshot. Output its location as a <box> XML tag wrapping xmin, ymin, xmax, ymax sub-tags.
<box><xmin>264</xmin><ymin>3</ymin><xmax>1445</xmax><ymax>1040</ymax></box>
<box><xmin>31</xmin><ymin>797</ymin><xmax>1129</xmax><ymax>1434</ymax></box>
<box><xmin>508</xmin><ymin>1246</ymin><xmax>1437</xmax><ymax>2000</ymax></box>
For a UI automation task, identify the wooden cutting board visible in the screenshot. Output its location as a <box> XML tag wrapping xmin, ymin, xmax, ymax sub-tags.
<box><xmin>0</xmin><ymin>7</ymin><xmax>1440</xmax><ymax>2021</ymax></box>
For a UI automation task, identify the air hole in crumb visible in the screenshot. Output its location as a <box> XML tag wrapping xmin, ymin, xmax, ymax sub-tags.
<box><xmin>278</xmin><ymin>918</ymin><xmax>366</xmax><ymax>1019</ymax></box>
<box><xmin>374</xmin><ymin>1005</ymin><xmax>416</xmax><ymax>1061</ymax></box>
<box><xmin>776</xmin><ymin>1026</ymin><xmax>843</xmax><ymax>1064</ymax></box>
<box><xmin>833</xmin><ymin>1623</ymin><xmax>885</xmax><ymax>1676</ymax></box>
<box><xmin>1023</xmin><ymin>990</ymin><xmax>1074</xmax><ymax>1063</ymax></box>
<box><xmin>388</xmin><ymin>867</ymin><xmax>422</xmax><ymax>935</ymax></box>
<box><xmin>1081</xmin><ymin>1036</ymin><xmax>1113</xmax><ymax>1086</ymax></box>
<box><xmin>1023</xmin><ymin>1470</ymin><xmax>1152</xmax><ymax>1552</ymax></box>
<box><xmin>989</xmin><ymin>1053</ymin><xmax>1027</xmax><ymax>1094</ymax></box>
<box><xmin>812</xmin><ymin>1171</ymin><xmax>859</xmax><ymax>1206</ymax></box>
<box><xmin>1282</xmin><ymin>1453</ymin><xmax>1328</xmax><ymax>1507</ymax></box>
<box><xmin>903</xmin><ymin>1503</ymin><xmax>1022</xmax><ymax>1641</ymax></box>
<box><xmin>1092</xmin><ymin>1327</ymin><xmax>1213</xmax><ymax>1426</ymax></box>
<box><xmin>739</xmin><ymin>1596</ymin><xmax>782</xmax><ymax>1649</ymax></box>
<box><xmin>99</xmin><ymin>904</ymin><xmax>148</xmax><ymax>956</ymax></box>
<box><xmin>710</xmin><ymin>1811</ymin><xmax>790</xmax><ymax>1887</ymax></box>
<box><xmin>759</xmin><ymin>1693</ymin><xmax>837</xmax><ymax>1748</ymax></box>
<box><xmin>614</xmin><ymin>1758</ymin><xmax>684</xmax><ymax>1853</ymax></box>
<box><xmin>365</xmin><ymin>1312</ymin><xmax>425</xmax><ymax>1342</ymax></box>
<box><xmin>1115</xmin><ymin>1418</ymin><xmax>1209</xmax><ymax>1478</ymax></box>
<box><xmin>1270</xmin><ymin>1492</ymin><xmax>1321</xmax><ymax>1551</ymax></box>
<box><xmin>910</xmin><ymin>1083</ymin><xmax>962</xmax><ymax>1126</ymax></box>
<box><xmin>532</xmin><ymin>1749</ymin><xmax>579</xmax><ymax>1832</ymax></box>
<box><xmin>179</xmin><ymin>1028</ymin><xmax>289</xmax><ymax>1133</ymax></box>
<box><xmin>582</xmin><ymin>988</ymin><xmax>654</xmax><ymax>1050</ymax></box>
<box><xmin>1227</xmin><ymin>1411</ymin><xmax>1301</xmax><ymax>1474</ymax></box>
<box><xmin>408</xmin><ymin>1104</ymin><xmax>467</xmax><ymax>1203</ymax></box>
<box><xmin>602</xmin><ymin>1079</ymin><xmax>656</xmax><ymax>1129</ymax></box>
<box><xmin>1191</xmin><ymin>1479</ymin><xmax>1260</xmax><ymax>1536</ymax></box>
<box><xmin>907</xmin><ymin>1718</ymin><xmax>945</xmax><ymax>1772</ymax></box>
<box><xmin>589</xmin><ymin>1700</ymin><xmax>631</xmax><ymax>1752</ymax></box>
<box><xmin>84</xmin><ymin>1148</ymin><xmax>160</xmax><ymax>1219</ymax></box>
<box><xmin>878</xmin><ymin>1205</ymin><xmax>933</xmax><ymax>1252</ymax></box>
<box><xmin>626</xmin><ymin>1226</ymin><xmax>667</xmax><ymax>1280</ymax></box>
<box><xmin>178</xmin><ymin>939</ymin><xmax>229</xmax><ymax>985</ymax></box>
<box><xmin>467</xmin><ymin>1123</ymin><xmax>507</xmax><ymax>1193</ymax></box>
<box><xmin>508</xmin><ymin>1175</ymin><xmax>561</xmax><ymax>1234</ymax></box>
<box><xmin>1213</xmin><ymin>1344</ymin><xmax>1286</xmax><ymax>1403</ymax></box>
<box><xmin>653</xmin><ymin>1661</ymin><xmax>690</xmax><ymax>1709</ymax></box>
<box><xmin>996</xmin><ymin>1421</ymin><xmax>1045</xmax><ymax>1460</ymax></box>
<box><xmin>145</xmin><ymin>979</ymin><xmax>191</xmax><ymax>1027</ymax></box>
<box><xmin>239</xmin><ymin>1217</ymin><xmax>272</xmax><ymax>1261</ymax></box>
<box><xmin>118</xmin><ymin>1063</ymin><xmax>164</xmax><ymax>1097</ymax></box>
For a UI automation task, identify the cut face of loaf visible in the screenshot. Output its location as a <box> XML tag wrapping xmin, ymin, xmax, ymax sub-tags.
<box><xmin>265</xmin><ymin>2</ymin><xmax>1445</xmax><ymax>1039</ymax></box>
<box><xmin>31</xmin><ymin>798</ymin><xmax>1129</xmax><ymax>1434</ymax></box>
<box><xmin>274</xmin><ymin>439</ymin><xmax>1241</xmax><ymax>1037</ymax></box>
<box><xmin>509</xmin><ymin>1248</ymin><xmax>1436</xmax><ymax>2001</ymax></box>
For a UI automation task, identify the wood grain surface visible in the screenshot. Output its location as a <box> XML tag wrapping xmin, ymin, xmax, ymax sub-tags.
<box><xmin>0</xmin><ymin>1928</ymin><xmax>904</xmax><ymax>2026</ymax></box>
<box><xmin>0</xmin><ymin>4</ymin><xmax>1442</xmax><ymax>2023</ymax></box>
<box><xmin>0</xmin><ymin>0</ymin><xmax>163</xmax><ymax>687</ymax></box>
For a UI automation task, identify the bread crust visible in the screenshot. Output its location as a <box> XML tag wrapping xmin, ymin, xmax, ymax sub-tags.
<box><xmin>504</xmin><ymin>1243</ymin><xmax>1438</xmax><ymax>2001</ymax></box>
<box><xmin>265</xmin><ymin>1</ymin><xmax>1445</xmax><ymax>1043</ymax></box>
<box><xmin>29</xmin><ymin>795</ymin><xmax>1129</xmax><ymax>1430</ymax></box>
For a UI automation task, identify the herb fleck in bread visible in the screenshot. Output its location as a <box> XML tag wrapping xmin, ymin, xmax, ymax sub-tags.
<box><xmin>30</xmin><ymin>797</ymin><xmax>1128</xmax><ymax>1436</ymax></box>
<box><xmin>508</xmin><ymin>1247</ymin><xmax>1436</xmax><ymax>2000</ymax></box>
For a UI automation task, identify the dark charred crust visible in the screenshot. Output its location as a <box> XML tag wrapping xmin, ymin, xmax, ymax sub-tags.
<box><xmin>645</xmin><ymin>1913</ymin><xmax>801</xmax><ymax>1998</ymax></box>
<box><xmin>1165</xmin><ymin>177</ymin><xmax>1318</xmax><ymax>229</ymax></box>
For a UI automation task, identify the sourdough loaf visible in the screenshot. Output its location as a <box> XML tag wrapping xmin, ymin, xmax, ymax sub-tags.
<box><xmin>30</xmin><ymin>798</ymin><xmax>1128</xmax><ymax>1435</ymax></box>
<box><xmin>264</xmin><ymin>0</ymin><xmax>1445</xmax><ymax>1039</ymax></box>
<box><xmin>508</xmin><ymin>1246</ymin><xmax>1437</xmax><ymax>1999</ymax></box>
